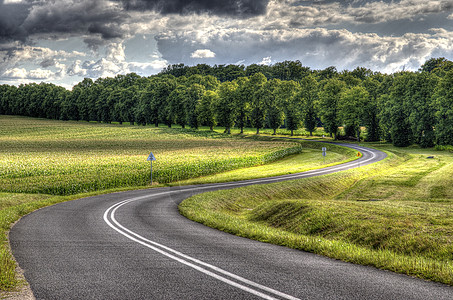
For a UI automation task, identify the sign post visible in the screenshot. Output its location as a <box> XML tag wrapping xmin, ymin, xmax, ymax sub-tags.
<box><xmin>147</xmin><ymin>152</ymin><xmax>156</xmax><ymax>185</ymax></box>
<box><xmin>322</xmin><ymin>147</ymin><xmax>327</xmax><ymax>164</ymax></box>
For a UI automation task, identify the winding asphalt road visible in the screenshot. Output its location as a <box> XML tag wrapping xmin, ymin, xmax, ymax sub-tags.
<box><xmin>10</xmin><ymin>143</ymin><xmax>453</xmax><ymax>299</ymax></box>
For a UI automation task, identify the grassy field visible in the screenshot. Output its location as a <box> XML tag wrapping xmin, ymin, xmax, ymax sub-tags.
<box><xmin>0</xmin><ymin>116</ymin><xmax>303</xmax><ymax>195</ymax></box>
<box><xmin>180</xmin><ymin>144</ymin><xmax>453</xmax><ymax>285</ymax></box>
<box><xmin>1</xmin><ymin>115</ymin><xmax>352</xmax><ymax>293</ymax></box>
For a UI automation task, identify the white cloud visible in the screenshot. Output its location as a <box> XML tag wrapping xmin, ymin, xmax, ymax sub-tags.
<box><xmin>67</xmin><ymin>60</ymin><xmax>87</xmax><ymax>77</ymax></box>
<box><xmin>65</xmin><ymin>42</ymin><xmax>168</xmax><ymax>79</ymax></box>
<box><xmin>190</xmin><ymin>49</ymin><xmax>216</xmax><ymax>58</ymax></box>
<box><xmin>157</xmin><ymin>25</ymin><xmax>453</xmax><ymax>73</ymax></box>
<box><xmin>128</xmin><ymin>60</ymin><xmax>168</xmax><ymax>73</ymax></box>
<box><xmin>3</xmin><ymin>0</ymin><xmax>26</xmax><ymax>4</ymax></box>
<box><xmin>0</xmin><ymin>45</ymin><xmax>85</xmax><ymax>77</ymax></box>
<box><xmin>2</xmin><ymin>0</ymin><xmax>453</xmax><ymax>87</ymax></box>
<box><xmin>258</xmin><ymin>56</ymin><xmax>272</xmax><ymax>65</ymax></box>
<box><xmin>28</xmin><ymin>68</ymin><xmax>54</xmax><ymax>79</ymax></box>
<box><xmin>3</xmin><ymin>67</ymin><xmax>54</xmax><ymax>80</ymax></box>
<box><xmin>106</xmin><ymin>43</ymin><xmax>126</xmax><ymax>63</ymax></box>
<box><xmin>3</xmin><ymin>68</ymin><xmax>28</xmax><ymax>79</ymax></box>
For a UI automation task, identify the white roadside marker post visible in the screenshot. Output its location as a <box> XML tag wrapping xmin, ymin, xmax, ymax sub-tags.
<box><xmin>322</xmin><ymin>147</ymin><xmax>327</xmax><ymax>164</ymax></box>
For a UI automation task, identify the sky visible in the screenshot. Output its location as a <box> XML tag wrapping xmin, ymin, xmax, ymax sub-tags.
<box><xmin>1</xmin><ymin>0</ymin><xmax>453</xmax><ymax>88</ymax></box>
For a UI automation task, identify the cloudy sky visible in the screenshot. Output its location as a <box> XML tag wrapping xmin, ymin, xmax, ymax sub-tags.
<box><xmin>1</xmin><ymin>0</ymin><xmax>453</xmax><ymax>88</ymax></box>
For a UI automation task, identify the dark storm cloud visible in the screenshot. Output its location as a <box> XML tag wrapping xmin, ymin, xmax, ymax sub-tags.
<box><xmin>0</xmin><ymin>0</ymin><xmax>129</xmax><ymax>48</ymax></box>
<box><xmin>0</xmin><ymin>1</ymin><xmax>31</xmax><ymax>43</ymax></box>
<box><xmin>40</xmin><ymin>58</ymin><xmax>56</xmax><ymax>68</ymax></box>
<box><xmin>118</xmin><ymin>0</ymin><xmax>269</xmax><ymax>17</ymax></box>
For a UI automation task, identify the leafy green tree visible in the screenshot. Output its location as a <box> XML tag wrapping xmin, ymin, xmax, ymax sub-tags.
<box><xmin>264</xmin><ymin>79</ymin><xmax>284</xmax><ymax>135</ymax></box>
<box><xmin>197</xmin><ymin>90</ymin><xmax>218</xmax><ymax>131</ymax></box>
<box><xmin>313</xmin><ymin>66</ymin><xmax>338</xmax><ymax>81</ymax></box>
<box><xmin>299</xmin><ymin>75</ymin><xmax>319</xmax><ymax>136</ymax></box>
<box><xmin>419</xmin><ymin>57</ymin><xmax>453</xmax><ymax>75</ymax></box>
<box><xmin>213</xmin><ymin>64</ymin><xmax>246</xmax><ymax>82</ymax></box>
<box><xmin>0</xmin><ymin>85</ymin><xmax>10</xmax><ymax>115</ymax></box>
<box><xmin>155</xmin><ymin>76</ymin><xmax>177</xmax><ymax>127</ymax></box>
<box><xmin>318</xmin><ymin>79</ymin><xmax>345</xmax><ymax>139</ymax></box>
<box><xmin>349</xmin><ymin>67</ymin><xmax>373</xmax><ymax>80</ymax></box>
<box><xmin>234</xmin><ymin>77</ymin><xmax>251</xmax><ymax>134</ymax></box>
<box><xmin>111</xmin><ymin>86</ymin><xmax>140</xmax><ymax>125</ymax></box>
<box><xmin>271</xmin><ymin>60</ymin><xmax>310</xmax><ymax>81</ymax></box>
<box><xmin>245</xmin><ymin>64</ymin><xmax>272</xmax><ymax>78</ymax></box>
<box><xmin>74</xmin><ymin>78</ymin><xmax>94</xmax><ymax>122</ymax></box>
<box><xmin>110</xmin><ymin>88</ymin><xmax>125</xmax><ymax>124</ymax></box>
<box><xmin>388</xmin><ymin>72</ymin><xmax>413</xmax><ymax>147</ymax></box>
<box><xmin>60</xmin><ymin>85</ymin><xmax>80</xmax><ymax>121</ymax></box>
<box><xmin>216</xmin><ymin>81</ymin><xmax>238</xmax><ymax>134</ymax></box>
<box><xmin>377</xmin><ymin>94</ymin><xmax>392</xmax><ymax>142</ymax></box>
<box><xmin>95</xmin><ymin>87</ymin><xmax>114</xmax><ymax>123</ymax></box>
<box><xmin>339</xmin><ymin>86</ymin><xmax>369</xmax><ymax>141</ymax></box>
<box><xmin>249</xmin><ymin>73</ymin><xmax>268</xmax><ymax>134</ymax></box>
<box><xmin>168</xmin><ymin>86</ymin><xmax>188</xmax><ymax>128</ymax></box>
<box><xmin>276</xmin><ymin>80</ymin><xmax>301</xmax><ymax>136</ymax></box>
<box><xmin>408</xmin><ymin>72</ymin><xmax>438</xmax><ymax>148</ymax></box>
<box><xmin>186</xmin><ymin>84</ymin><xmax>205</xmax><ymax>129</ymax></box>
<box><xmin>186</xmin><ymin>74</ymin><xmax>220</xmax><ymax>91</ymax></box>
<box><xmin>43</xmin><ymin>85</ymin><xmax>67</xmax><ymax>120</ymax></box>
<box><xmin>140</xmin><ymin>76</ymin><xmax>176</xmax><ymax>127</ymax></box>
<box><xmin>0</xmin><ymin>85</ymin><xmax>18</xmax><ymax>115</ymax></box>
<box><xmin>433</xmin><ymin>69</ymin><xmax>453</xmax><ymax>145</ymax></box>
<box><xmin>135</xmin><ymin>93</ymin><xmax>152</xmax><ymax>126</ymax></box>
<box><xmin>87</xmin><ymin>83</ymin><xmax>103</xmax><ymax>122</ymax></box>
<box><xmin>362</xmin><ymin>77</ymin><xmax>381</xmax><ymax>141</ymax></box>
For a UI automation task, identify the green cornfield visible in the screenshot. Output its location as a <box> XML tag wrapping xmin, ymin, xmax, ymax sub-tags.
<box><xmin>0</xmin><ymin>116</ymin><xmax>302</xmax><ymax>195</ymax></box>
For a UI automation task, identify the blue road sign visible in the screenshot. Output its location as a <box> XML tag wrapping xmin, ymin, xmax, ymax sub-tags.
<box><xmin>147</xmin><ymin>152</ymin><xmax>156</xmax><ymax>161</ymax></box>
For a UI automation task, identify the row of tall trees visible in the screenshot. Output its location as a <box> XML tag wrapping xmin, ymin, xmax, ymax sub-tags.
<box><xmin>1</xmin><ymin>58</ymin><xmax>453</xmax><ymax>147</ymax></box>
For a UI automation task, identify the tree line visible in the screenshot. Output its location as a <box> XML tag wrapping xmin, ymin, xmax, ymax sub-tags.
<box><xmin>1</xmin><ymin>58</ymin><xmax>453</xmax><ymax>147</ymax></box>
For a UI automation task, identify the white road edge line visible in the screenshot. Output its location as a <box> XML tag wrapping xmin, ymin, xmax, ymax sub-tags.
<box><xmin>104</xmin><ymin>197</ymin><xmax>300</xmax><ymax>300</ymax></box>
<box><xmin>103</xmin><ymin>146</ymin><xmax>381</xmax><ymax>300</ymax></box>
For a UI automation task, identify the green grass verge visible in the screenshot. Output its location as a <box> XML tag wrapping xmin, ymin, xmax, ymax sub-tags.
<box><xmin>172</xmin><ymin>140</ymin><xmax>358</xmax><ymax>185</ymax></box>
<box><xmin>179</xmin><ymin>145</ymin><xmax>453</xmax><ymax>285</ymax></box>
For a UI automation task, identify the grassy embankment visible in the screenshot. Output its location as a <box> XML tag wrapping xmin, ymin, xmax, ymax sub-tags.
<box><xmin>0</xmin><ymin>115</ymin><xmax>349</xmax><ymax>293</ymax></box>
<box><xmin>180</xmin><ymin>145</ymin><xmax>453</xmax><ymax>285</ymax></box>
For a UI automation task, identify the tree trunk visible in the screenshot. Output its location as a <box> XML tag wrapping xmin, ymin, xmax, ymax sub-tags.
<box><xmin>240</xmin><ymin>127</ymin><xmax>243</xmax><ymax>134</ymax></box>
<box><xmin>291</xmin><ymin>129</ymin><xmax>294</xmax><ymax>136</ymax></box>
<box><xmin>310</xmin><ymin>131</ymin><xmax>313</xmax><ymax>136</ymax></box>
<box><xmin>210</xmin><ymin>125</ymin><xmax>213</xmax><ymax>131</ymax></box>
<box><xmin>273</xmin><ymin>128</ymin><xmax>276</xmax><ymax>135</ymax></box>
<box><xmin>155</xmin><ymin>121</ymin><xmax>159</xmax><ymax>127</ymax></box>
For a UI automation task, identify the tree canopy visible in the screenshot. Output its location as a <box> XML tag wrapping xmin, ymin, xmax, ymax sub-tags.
<box><xmin>1</xmin><ymin>57</ymin><xmax>453</xmax><ymax>147</ymax></box>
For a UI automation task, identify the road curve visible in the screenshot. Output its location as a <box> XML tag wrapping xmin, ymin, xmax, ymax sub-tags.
<box><xmin>10</xmin><ymin>143</ymin><xmax>453</xmax><ymax>299</ymax></box>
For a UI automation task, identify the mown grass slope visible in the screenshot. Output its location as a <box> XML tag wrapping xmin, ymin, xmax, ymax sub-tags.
<box><xmin>180</xmin><ymin>144</ymin><xmax>453</xmax><ymax>285</ymax></box>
